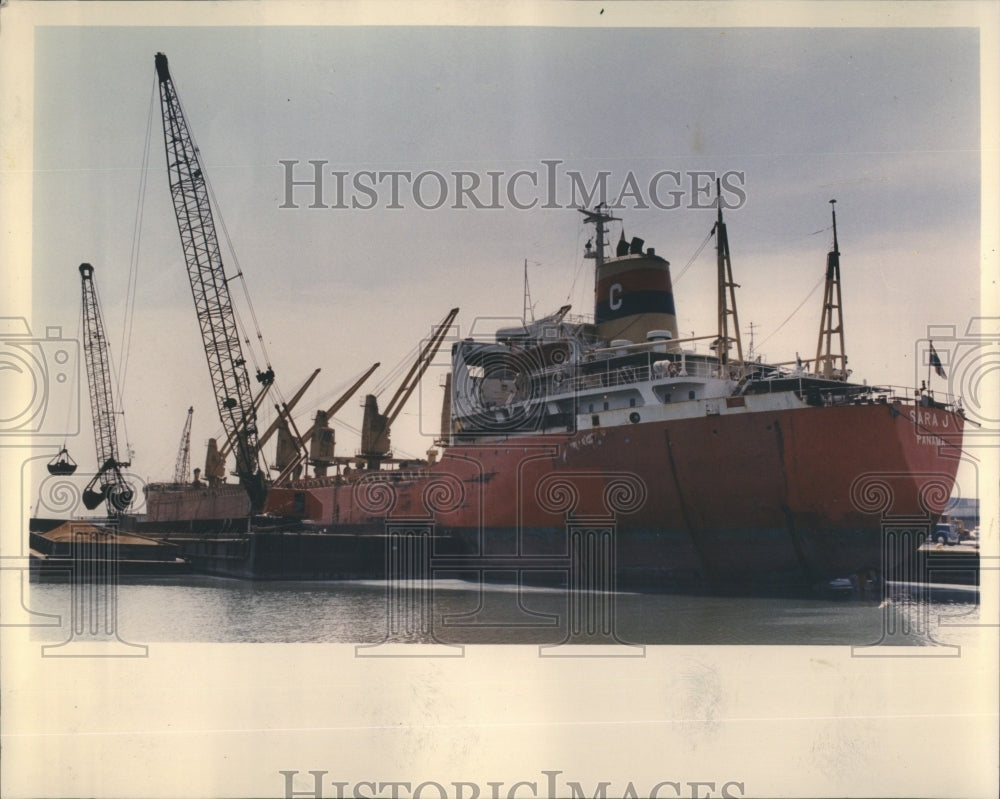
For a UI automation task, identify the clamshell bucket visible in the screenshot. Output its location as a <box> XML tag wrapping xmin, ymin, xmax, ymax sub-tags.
<box><xmin>82</xmin><ymin>486</ymin><xmax>108</xmax><ymax>510</ymax></box>
<box><xmin>47</xmin><ymin>448</ymin><xmax>78</xmax><ymax>476</ymax></box>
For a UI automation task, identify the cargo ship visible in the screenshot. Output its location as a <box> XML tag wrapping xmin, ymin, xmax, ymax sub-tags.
<box><xmin>80</xmin><ymin>53</ymin><xmax>962</xmax><ymax>593</ymax></box>
<box><xmin>142</xmin><ymin>198</ymin><xmax>966</xmax><ymax>593</ymax></box>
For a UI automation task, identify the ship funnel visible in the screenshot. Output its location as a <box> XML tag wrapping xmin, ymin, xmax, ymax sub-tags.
<box><xmin>594</xmin><ymin>243</ymin><xmax>679</xmax><ymax>347</ymax></box>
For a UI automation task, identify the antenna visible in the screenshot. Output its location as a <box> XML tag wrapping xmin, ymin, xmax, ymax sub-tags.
<box><xmin>746</xmin><ymin>321</ymin><xmax>757</xmax><ymax>363</ymax></box>
<box><xmin>580</xmin><ymin>203</ymin><xmax>620</xmax><ymax>268</ymax></box>
<box><xmin>713</xmin><ymin>180</ymin><xmax>745</xmax><ymax>377</ymax></box>
<box><xmin>523</xmin><ymin>259</ymin><xmax>535</xmax><ymax>322</ymax></box>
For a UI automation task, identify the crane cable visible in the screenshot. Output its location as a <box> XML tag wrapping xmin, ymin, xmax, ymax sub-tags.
<box><xmin>672</xmin><ymin>227</ymin><xmax>715</xmax><ymax>285</ymax></box>
<box><xmin>166</xmin><ymin>61</ymin><xmax>277</xmax><ymax>389</ymax></box>
<box><xmin>196</xmin><ymin>118</ymin><xmax>286</xmax><ymax>438</ymax></box>
<box><xmin>755</xmin><ymin>274</ymin><xmax>826</xmax><ymax>351</ymax></box>
<box><xmin>372</xmin><ymin>339</ymin><xmax>423</xmax><ymax>398</ymax></box>
<box><xmin>111</xmin><ymin>70</ymin><xmax>159</xmax><ymax>461</ymax></box>
<box><xmin>201</xmin><ymin>155</ymin><xmax>276</xmax><ymax>384</ymax></box>
<box><xmin>167</xmin><ymin>66</ymin><xmax>284</xmax><ymax>455</ymax></box>
<box><xmin>61</xmin><ymin>310</ymin><xmax>84</xmax><ymax>452</ymax></box>
<box><xmin>755</xmin><ymin>223</ymin><xmax>834</xmax><ymax>351</ymax></box>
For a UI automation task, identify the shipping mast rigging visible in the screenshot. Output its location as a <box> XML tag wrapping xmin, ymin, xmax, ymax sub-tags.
<box><xmin>154</xmin><ymin>52</ymin><xmax>272</xmax><ymax>513</ymax></box>
<box><xmin>713</xmin><ymin>179</ymin><xmax>744</xmax><ymax>378</ymax></box>
<box><xmin>814</xmin><ymin>199</ymin><xmax>848</xmax><ymax>380</ymax></box>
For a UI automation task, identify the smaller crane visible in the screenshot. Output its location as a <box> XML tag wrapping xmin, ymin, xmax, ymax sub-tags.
<box><xmin>359</xmin><ymin>309</ymin><xmax>458</xmax><ymax>470</ymax></box>
<box><xmin>274</xmin><ymin>361</ymin><xmax>380</xmax><ymax>484</ymax></box>
<box><xmin>78</xmin><ymin>263</ymin><xmax>133</xmax><ymax>515</ymax></box>
<box><xmin>173</xmin><ymin>407</ymin><xmax>194</xmax><ymax>484</ymax></box>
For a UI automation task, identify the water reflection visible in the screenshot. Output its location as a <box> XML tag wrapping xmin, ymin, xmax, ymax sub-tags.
<box><xmin>28</xmin><ymin>575</ymin><xmax>982</xmax><ymax>648</ymax></box>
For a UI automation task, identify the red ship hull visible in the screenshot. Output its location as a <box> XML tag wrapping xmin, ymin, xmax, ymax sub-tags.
<box><xmin>255</xmin><ymin>400</ymin><xmax>963</xmax><ymax>590</ymax></box>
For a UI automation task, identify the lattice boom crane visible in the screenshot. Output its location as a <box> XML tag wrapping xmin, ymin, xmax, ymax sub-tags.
<box><xmin>173</xmin><ymin>406</ymin><xmax>194</xmax><ymax>484</ymax></box>
<box><xmin>79</xmin><ymin>263</ymin><xmax>133</xmax><ymax>515</ymax></box>
<box><xmin>154</xmin><ymin>52</ymin><xmax>271</xmax><ymax>512</ymax></box>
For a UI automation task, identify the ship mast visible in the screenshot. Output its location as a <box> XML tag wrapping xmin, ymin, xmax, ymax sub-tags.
<box><xmin>580</xmin><ymin>203</ymin><xmax>620</xmax><ymax>269</ymax></box>
<box><xmin>713</xmin><ymin>179</ymin><xmax>744</xmax><ymax>378</ymax></box>
<box><xmin>814</xmin><ymin>199</ymin><xmax>847</xmax><ymax>380</ymax></box>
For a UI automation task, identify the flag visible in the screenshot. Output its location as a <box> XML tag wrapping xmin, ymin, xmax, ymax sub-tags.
<box><xmin>929</xmin><ymin>342</ymin><xmax>946</xmax><ymax>379</ymax></box>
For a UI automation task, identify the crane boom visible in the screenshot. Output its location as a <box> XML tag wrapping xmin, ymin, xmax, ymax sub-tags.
<box><xmin>173</xmin><ymin>406</ymin><xmax>194</xmax><ymax>484</ymax></box>
<box><xmin>218</xmin><ymin>380</ymin><xmax>274</xmax><ymax>461</ymax></box>
<box><xmin>79</xmin><ymin>263</ymin><xmax>133</xmax><ymax>515</ymax></box>
<box><xmin>360</xmin><ymin>309</ymin><xmax>458</xmax><ymax>467</ymax></box>
<box><xmin>258</xmin><ymin>368</ymin><xmax>322</xmax><ymax>450</ymax></box>
<box><xmin>154</xmin><ymin>52</ymin><xmax>270</xmax><ymax>512</ymax></box>
<box><xmin>274</xmin><ymin>361</ymin><xmax>380</xmax><ymax>484</ymax></box>
<box><xmin>384</xmin><ymin>309</ymin><xmax>459</xmax><ymax>426</ymax></box>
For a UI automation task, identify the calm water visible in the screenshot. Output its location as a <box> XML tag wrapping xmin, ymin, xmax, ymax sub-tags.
<box><xmin>26</xmin><ymin>575</ymin><xmax>982</xmax><ymax>648</ymax></box>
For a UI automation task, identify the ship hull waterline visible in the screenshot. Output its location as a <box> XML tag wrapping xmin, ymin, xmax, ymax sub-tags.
<box><xmin>142</xmin><ymin>400</ymin><xmax>965</xmax><ymax>594</ymax></box>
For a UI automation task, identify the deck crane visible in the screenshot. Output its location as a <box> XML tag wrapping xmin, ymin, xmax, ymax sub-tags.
<box><xmin>172</xmin><ymin>406</ymin><xmax>194</xmax><ymax>484</ymax></box>
<box><xmin>154</xmin><ymin>52</ymin><xmax>271</xmax><ymax>513</ymax></box>
<box><xmin>274</xmin><ymin>361</ymin><xmax>381</xmax><ymax>483</ymax></box>
<box><xmin>78</xmin><ymin>263</ymin><xmax>134</xmax><ymax>515</ymax></box>
<box><xmin>210</xmin><ymin>378</ymin><xmax>276</xmax><ymax>479</ymax></box>
<box><xmin>360</xmin><ymin>309</ymin><xmax>458</xmax><ymax>471</ymax></box>
<box><xmin>258</xmin><ymin>368</ymin><xmax>322</xmax><ymax>452</ymax></box>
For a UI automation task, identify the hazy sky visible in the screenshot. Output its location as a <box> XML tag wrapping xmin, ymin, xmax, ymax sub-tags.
<box><xmin>2</xmin><ymin>7</ymin><xmax>997</xmax><ymax>797</ymax></box>
<box><xmin>20</xmin><ymin>20</ymin><xmax>985</xmax><ymax>491</ymax></box>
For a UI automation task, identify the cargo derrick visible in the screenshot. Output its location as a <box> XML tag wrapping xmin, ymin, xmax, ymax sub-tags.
<box><xmin>78</xmin><ymin>263</ymin><xmax>134</xmax><ymax>515</ymax></box>
<box><xmin>262</xmin><ymin>367</ymin><xmax>322</xmax><ymax>480</ymax></box>
<box><xmin>274</xmin><ymin>362</ymin><xmax>380</xmax><ymax>483</ymax></box>
<box><xmin>154</xmin><ymin>52</ymin><xmax>271</xmax><ymax>513</ymax></box>
<box><xmin>359</xmin><ymin>309</ymin><xmax>458</xmax><ymax>471</ymax></box>
<box><xmin>172</xmin><ymin>406</ymin><xmax>194</xmax><ymax>484</ymax></box>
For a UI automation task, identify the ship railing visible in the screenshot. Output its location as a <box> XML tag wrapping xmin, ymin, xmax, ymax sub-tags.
<box><xmin>348</xmin><ymin>468</ymin><xmax>432</xmax><ymax>484</ymax></box>
<box><xmin>543</xmin><ymin>355</ymin><xmax>725</xmax><ymax>396</ymax></box>
<box><xmin>875</xmin><ymin>383</ymin><xmax>964</xmax><ymax>411</ymax></box>
<box><xmin>561</xmin><ymin>312</ymin><xmax>595</xmax><ymax>327</ymax></box>
<box><xmin>753</xmin><ymin>380</ymin><xmax>964</xmax><ymax>411</ymax></box>
<box><xmin>284</xmin><ymin>468</ymin><xmax>433</xmax><ymax>490</ymax></box>
<box><xmin>144</xmin><ymin>480</ymin><xmax>245</xmax><ymax>494</ymax></box>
